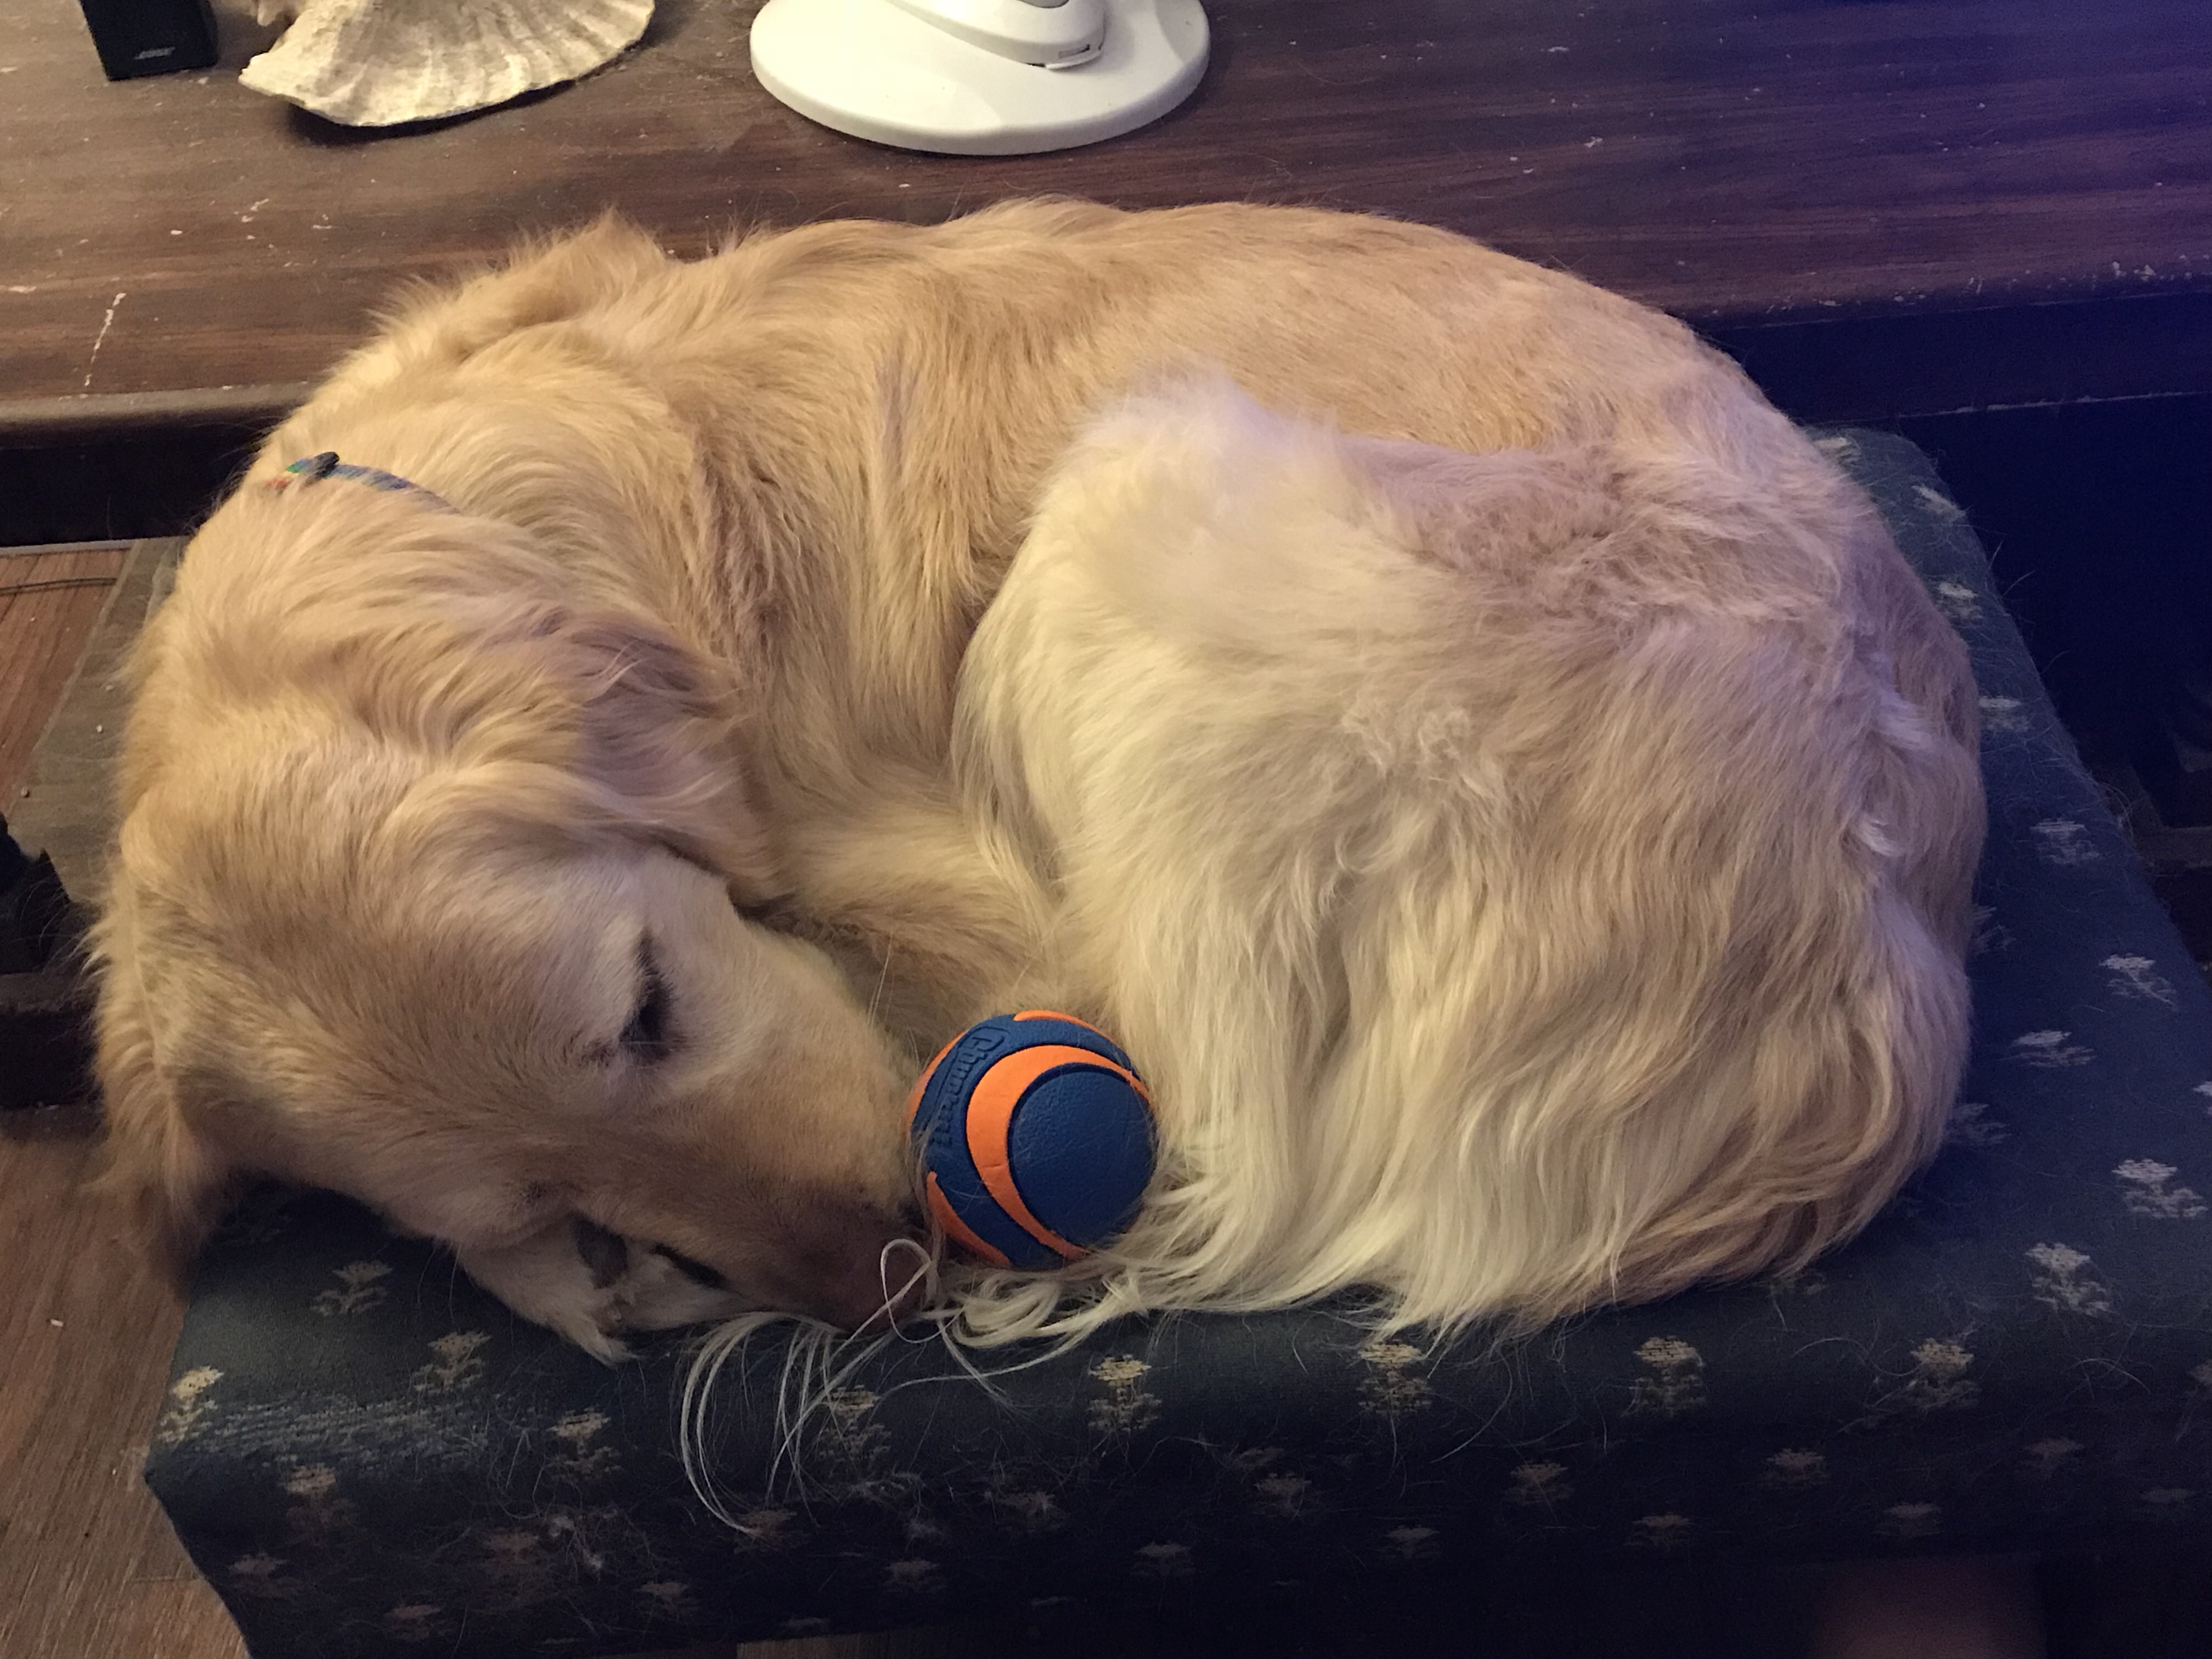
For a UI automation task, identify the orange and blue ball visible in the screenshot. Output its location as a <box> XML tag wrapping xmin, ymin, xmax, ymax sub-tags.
<box><xmin>906</xmin><ymin>1011</ymin><xmax>1155</xmax><ymax>1271</ymax></box>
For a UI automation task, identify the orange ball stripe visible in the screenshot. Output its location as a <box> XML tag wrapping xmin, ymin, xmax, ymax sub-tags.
<box><xmin>925</xmin><ymin>1171</ymin><xmax>1010</xmax><ymax>1268</ymax></box>
<box><xmin>963</xmin><ymin>1044</ymin><xmax>1150</xmax><ymax>1262</ymax></box>
<box><xmin>1012</xmin><ymin>1012</ymin><xmax>1153</xmax><ymax>1107</ymax></box>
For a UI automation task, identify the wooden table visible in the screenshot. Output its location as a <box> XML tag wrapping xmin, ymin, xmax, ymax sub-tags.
<box><xmin>3</xmin><ymin>0</ymin><xmax>2209</xmax><ymax>437</ymax></box>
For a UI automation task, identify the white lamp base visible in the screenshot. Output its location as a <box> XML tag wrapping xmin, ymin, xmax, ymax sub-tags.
<box><xmin>750</xmin><ymin>0</ymin><xmax>1209</xmax><ymax>156</ymax></box>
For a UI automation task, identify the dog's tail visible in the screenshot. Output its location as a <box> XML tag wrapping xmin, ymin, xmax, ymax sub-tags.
<box><xmin>943</xmin><ymin>379</ymin><xmax>1979</xmax><ymax>1347</ymax></box>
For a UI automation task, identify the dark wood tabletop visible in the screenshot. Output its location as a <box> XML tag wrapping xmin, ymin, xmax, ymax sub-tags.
<box><xmin>4</xmin><ymin>0</ymin><xmax>2209</xmax><ymax>433</ymax></box>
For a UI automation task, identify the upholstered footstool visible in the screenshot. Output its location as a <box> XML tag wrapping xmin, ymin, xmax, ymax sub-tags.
<box><xmin>140</xmin><ymin>432</ymin><xmax>2212</xmax><ymax>1657</ymax></box>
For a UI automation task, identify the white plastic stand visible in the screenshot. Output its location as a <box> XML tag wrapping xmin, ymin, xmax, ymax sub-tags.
<box><xmin>749</xmin><ymin>0</ymin><xmax>1209</xmax><ymax>157</ymax></box>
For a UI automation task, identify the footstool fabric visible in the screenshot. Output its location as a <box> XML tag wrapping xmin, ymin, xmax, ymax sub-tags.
<box><xmin>144</xmin><ymin>432</ymin><xmax>2212</xmax><ymax>1658</ymax></box>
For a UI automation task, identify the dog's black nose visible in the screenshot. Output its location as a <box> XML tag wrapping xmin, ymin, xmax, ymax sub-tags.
<box><xmin>571</xmin><ymin>1217</ymin><xmax>629</xmax><ymax>1288</ymax></box>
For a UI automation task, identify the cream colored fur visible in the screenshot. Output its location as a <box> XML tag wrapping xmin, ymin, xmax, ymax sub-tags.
<box><xmin>94</xmin><ymin>201</ymin><xmax>1984</xmax><ymax>1358</ymax></box>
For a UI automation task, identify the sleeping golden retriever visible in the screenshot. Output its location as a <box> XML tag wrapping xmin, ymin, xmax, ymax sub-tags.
<box><xmin>94</xmin><ymin>201</ymin><xmax>1983</xmax><ymax>1358</ymax></box>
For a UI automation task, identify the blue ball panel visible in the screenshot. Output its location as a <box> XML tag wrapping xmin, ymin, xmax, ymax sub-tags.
<box><xmin>1007</xmin><ymin>1069</ymin><xmax>1155</xmax><ymax>1247</ymax></box>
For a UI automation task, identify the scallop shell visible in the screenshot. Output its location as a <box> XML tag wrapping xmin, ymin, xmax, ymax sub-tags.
<box><xmin>240</xmin><ymin>0</ymin><xmax>653</xmax><ymax>127</ymax></box>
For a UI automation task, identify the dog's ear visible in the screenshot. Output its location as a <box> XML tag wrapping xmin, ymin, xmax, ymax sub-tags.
<box><xmin>551</xmin><ymin>608</ymin><xmax>782</xmax><ymax>902</ymax></box>
<box><xmin>88</xmin><ymin>900</ymin><xmax>236</xmax><ymax>1268</ymax></box>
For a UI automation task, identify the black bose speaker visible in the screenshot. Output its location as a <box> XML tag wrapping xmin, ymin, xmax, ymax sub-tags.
<box><xmin>76</xmin><ymin>0</ymin><xmax>219</xmax><ymax>80</ymax></box>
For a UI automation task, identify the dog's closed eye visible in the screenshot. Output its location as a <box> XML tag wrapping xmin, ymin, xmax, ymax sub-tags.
<box><xmin>652</xmin><ymin>1243</ymin><xmax>729</xmax><ymax>1290</ymax></box>
<box><xmin>618</xmin><ymin>936</ymin><xmax>674</xmax><ymax>1063</ymax></box>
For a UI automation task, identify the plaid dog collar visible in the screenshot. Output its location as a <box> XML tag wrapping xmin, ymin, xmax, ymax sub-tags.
<box><xmin>266</xmin><ymin>451</ymin><xmax>453</xmax><ymax>512</ymax></box>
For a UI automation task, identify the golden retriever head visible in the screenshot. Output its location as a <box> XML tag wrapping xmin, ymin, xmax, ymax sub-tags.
<box><xmin>95</xmin><ymin>479</ymin><xmax>920</xmax><ymax>1353</ymax></box>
